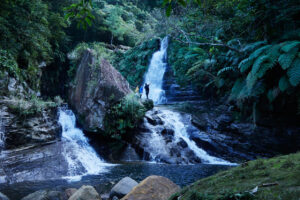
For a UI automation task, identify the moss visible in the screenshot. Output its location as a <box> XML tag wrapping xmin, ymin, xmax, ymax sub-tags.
<box><xmin>7</xmin><ymin>95</ymin><xmax>60</xmax><ymax>117</ymax></box>
<box><xmin>170</xmin><ymin>152</ymin><xmax>300</xmax><ymax>200</ymax></box>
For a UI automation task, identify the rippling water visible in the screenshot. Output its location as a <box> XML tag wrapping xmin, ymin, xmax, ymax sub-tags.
<box><xmin>0</xmin><ymin>162</ymin><xmax>231</xmax><ymax>200</ymax></box>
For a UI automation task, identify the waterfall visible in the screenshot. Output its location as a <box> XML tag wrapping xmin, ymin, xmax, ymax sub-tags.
<box><xmin>143</xmin><ymin>36</ymin><xmax>169</xmax><ymax>104</ymax></box>
<box><xmin>139</xmin><ymin>108</ymin><xmax>235</xmax><ymax>165</ymax></box>
<box><xmin>58</xmin><ymin>108</ymin><xmax>111</xmax><ymax>180</ymax></box>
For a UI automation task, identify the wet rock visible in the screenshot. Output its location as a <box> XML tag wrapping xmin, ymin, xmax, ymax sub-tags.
<box><xmin>121</xmin><ymin>175</ymin><xmax>180</xmax><ymax>200</ymax></box>
<box><xmin>110</xmin><ymin>177</ymin><xmax>138</xmax><ymax>198</ymax></box>
<box><xmin>69</xmin><ymin>49</ymin><xmax>131</xmax><ymax>132</ymax></box>
<box><xmin>69</xmin><ymin>185</ymin><xmax>101</xmax><ymax>200</ymax></box>
<box><xmin>177</xmin><ymin>139</ymin><xmax>188</xmax><ymax>148</ymax></box>
<box><xmin>145</xmin><ymin>113</ymin><xmax>163</xmax><ymax>126</ymax></box>
<box><xmin>0</xmin><ymin>142</ymin><xmax>69</xmax><ymax>184</ymax></box>
<box><xmin>161</xmin><ymin>128</ymin><xmax>174</xmax><ymax>136</ymax></box>
<box><xmin>21</xmin><ymin>190</ymin><xmax>63</xmax><ymax>200</ymax></box>
<box><xmin>215</xmin><ymin>114</ymin><xmax>233</xmax><ymax>130</ymax></box>
<box><xmin>0</xmin><ymin>192</ymin><xmax>9</xmax><ymax>200</ymax></box>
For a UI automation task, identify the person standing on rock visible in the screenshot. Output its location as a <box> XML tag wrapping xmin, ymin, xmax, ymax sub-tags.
<box><xmin>145</xmin><ymin>83</ymin><xmax>150</xmax><ymax>99</ymax></box>
<box><xmin>139</xmin><ymin>85</ymin><xmax>143</xmax><ymax>98</ymax></box>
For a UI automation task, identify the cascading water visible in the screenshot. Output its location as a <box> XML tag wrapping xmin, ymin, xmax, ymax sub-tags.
<box><xmin>143</xmin><ymin>36</ymin><xmax>169</xmax><ymax>104</ymax></box>
<box><xmin>58</xmin><ymin>108</ymin><xmax>111</xmax><ymax>180</ymax></box>
<box><xmin>0</xmin><ymin>119</ymin><xmax>4</xmax><ymax>151</ymax></box>
<box><xmin>139</xmin><ymin>108</ymin><xmax>235</xmax><ymax>165</ymax></box>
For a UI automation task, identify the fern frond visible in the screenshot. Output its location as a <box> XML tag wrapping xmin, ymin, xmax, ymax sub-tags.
<box><xmin>251</xmin><ymin>55</ymin><xmax>270</xmax><ymax>75</ymax></box>
<box><xmin>278</xmin><ymin>47</ymin><xmax>298</xmax><ymax>70</ymax></box>
<box><xmin>281</xmin><ymin>41</ymin><xmax>300</xmax><ymax>53</ymax></box>
<box><xmin>243</xmin><ymin>41</ymin><xmax>267</xmax><ymax>53</ymax></box>
<box><xmin>238</xmin><ymin>58</ymin><xmax>253</xmax><ymax>73</ymax></box>
<box><xmin>287</xmin><ymin>58</ymin><xmax>300</xmax><ymax>86</ymax></box>
<box><xmin>257</xmin><ymin>62</ymin><xmax>274</xmax><ymax>78</ymax></box>
<box><xmin>266</xmin><ymin>45</ymin><xmax>280</xmax><ymax>65</ymax></box>
<box><xmin>217</xmin><ymin>66</ymin><xmax>235</xmax><ymax>76</ymax></box>
<box><xmin>230</xmin><ymin>79</ymin><xmax>246</xmax><ymax>100</ymax></box>
<box><xmin>248</xmin><ymin>45</ymin><xmax>272</xmax><ymax>60</ymax></box>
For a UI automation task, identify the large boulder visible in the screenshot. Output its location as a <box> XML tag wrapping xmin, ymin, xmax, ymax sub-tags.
<box><xmin>121</xmin><ymin>175</ymin><xmax>180</xmax><ymax>200</ymax></box>
<box><xmin>0</xmin><ymin>192</ymin><xmax>9</xmax><ymax>200</ymax></box>
<box><xmin>68</xmin><ymin>185</ymin><xmax>101</xmax><ymax>200</ymax></box>
<box><xmin>69</xmin><ymin>49</ymin><xmax>131</xmax><ymax>132</ymax></box>
<box><xmin>21</xmin><ymin>190</ymin><xmax>62</xmax><ymax>200</ymax></box>
<box><xmin>110</xmin><ymin>177</ymin><xmax>138</xmax><ymax>199</ymax></box>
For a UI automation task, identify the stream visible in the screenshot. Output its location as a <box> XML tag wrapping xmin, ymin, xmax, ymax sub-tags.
<box><xmin>0</xmin><ymin>36</ymin><xmax>235</xmax><ymax>199</ymax></box>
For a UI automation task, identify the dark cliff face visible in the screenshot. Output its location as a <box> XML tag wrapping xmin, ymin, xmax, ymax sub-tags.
<box><xmin>0</xmin><ymin>72</ymin><xmax>61</xmax><ymax>150</ymax></box>
<box><xmin>69</xmin><ymin>49</ymin><xmax>132</xmax><ymax>132</ymax></box>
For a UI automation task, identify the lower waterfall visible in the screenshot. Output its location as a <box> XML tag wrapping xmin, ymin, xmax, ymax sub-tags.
<box><xmin>58</xmin><ymin>108</ymin><xmax>111</xmax><ymax>180</ymax></box>
<box><xmin>138</xmin><ymin>108</ymin><xmax>235</xmax><ymax>165</ymax></box>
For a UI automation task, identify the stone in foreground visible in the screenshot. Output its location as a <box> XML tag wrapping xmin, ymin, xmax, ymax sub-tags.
<box><xmin>110</xmin><ymin>177</ymin><xmax>138</xmax><ymax>198</ymax></box>
<box><xmin>121</xmin><ymin>175</ymin><xmax>180</xmax><ymax>200</ymax></box>
<box><xmin>68</xmin><ymin>185</ymin><xmax>101</xmax><ymax>200</ymax></box>
<box><xmin>21</xmin><ymin>190</ymin><xmax>62</xmax><ymax>200</ymax></box>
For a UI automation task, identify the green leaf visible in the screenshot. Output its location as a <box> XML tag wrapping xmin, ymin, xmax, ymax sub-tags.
<box><xmin>278</xmin><ymin>76</ymin><xmax>290</xmax><ymax>91</ymax></box>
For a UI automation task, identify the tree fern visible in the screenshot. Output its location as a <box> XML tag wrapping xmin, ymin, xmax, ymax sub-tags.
<box><xmin>287</xmin><ymin>58</ymin><xmax>300</xmax><ymax>86</ymax></box>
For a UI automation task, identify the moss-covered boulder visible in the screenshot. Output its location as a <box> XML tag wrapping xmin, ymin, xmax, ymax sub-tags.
<box><xmin>69</xmin><ymin>49</ymin><xmax>132</xmax><ymax>132</ymax></box>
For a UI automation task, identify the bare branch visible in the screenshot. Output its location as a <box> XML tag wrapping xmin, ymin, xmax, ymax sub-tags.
<box><xmin>170</xmin><ymin>34</ymin><xmax>241</xmax><ymax>53</ymax></box>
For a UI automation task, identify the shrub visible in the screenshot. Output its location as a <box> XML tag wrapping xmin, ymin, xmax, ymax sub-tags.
<box><xmin>142</xmin><ymin>99</ymin><xmax>154</xmax><ymax>110</ymax></box>
<box><xmin>104</xmin><ymin>93</ymin><xmax>146</xmax><ymax>140</ymax></box>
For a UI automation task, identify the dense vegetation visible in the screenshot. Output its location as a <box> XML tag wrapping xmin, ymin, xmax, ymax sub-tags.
<box><xmin>155</xmin><ymin>0</ymin><xmax>300</xmax><ymax>122</ymax></box>
<box><xmin>169</xmin><ymin>152</ymin><xmax>300</xmax><ymax>200</ymax></box>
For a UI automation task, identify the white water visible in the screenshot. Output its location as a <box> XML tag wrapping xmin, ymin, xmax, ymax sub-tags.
<box><xmin>0</xmin><ymin>119</ymin><xmax>5</xmax><ymax>151</ymax></box>
<box><xmin>143</xmin><ymin>36</ymin><xmax>169</xmax><ymax>104</ymax></box>
<box><xmin>58</xmin><ymin>109</ymin><xmax>111</xmax><ymax>180</ymax></box>
<box><xmin>142</xmin><ymin>108</ymin><xmax>235</xmax><ymax>165</ymax></box>
<box><xmin>158</xmin><ymin>109</ymin><xmax>233</xmax><ymax>165</ymax></box>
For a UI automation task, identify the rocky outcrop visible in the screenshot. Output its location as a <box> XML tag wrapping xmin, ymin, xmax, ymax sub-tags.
<box><xmin>0</xmin><ymin>141</ymin><xmax>68</xmax><ymax>184</ymax></box>
<box><xmin>121</xmin><ymin>175</ymin><xmax>180</xmax><ymax>200</ymax></box>
<box><xmin>69</xmin><ymin>185</ymin><xmax>101</xmax><ymax>200</ymax></box>
<box><xmin>0</xmin><ymin>98</ymin><xmax>61</xmax><ymax>149</ymax></box>
<box><xmin>110</xmin><ymin>177</ymin><xmax>138</xmax><ymax>199</ymax></box>
<box><xmin>69</xmin><ymin>49</ymin><xmax>131</xmax><ymax>132</ymax></box>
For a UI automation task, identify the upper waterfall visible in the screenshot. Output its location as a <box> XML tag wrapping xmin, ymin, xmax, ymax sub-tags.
<box><xmin>143</xmin><ymin>36</ymin><xmax>169</xmax><ymax>104</ymax></box>
<box><xmin>58</xmin><ymin>108</ymin><xmax>111</xmax><ymax>180</ymax></box>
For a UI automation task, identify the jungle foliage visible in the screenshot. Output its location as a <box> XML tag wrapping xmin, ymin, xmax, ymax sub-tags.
<box><xmin>159</xmin><ymin>0</ymin><xmax>300</xmax><ymax>119</ymax></box>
